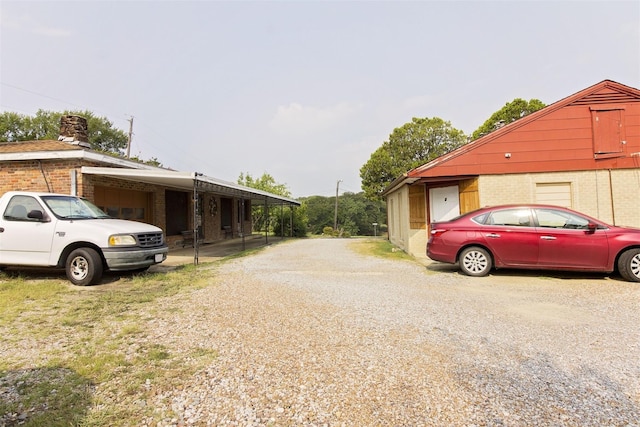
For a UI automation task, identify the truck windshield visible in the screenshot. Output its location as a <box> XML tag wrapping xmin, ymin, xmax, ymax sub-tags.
<box><xmin>42</xmin><ymin>196</ymin><xmax>111</xmax><ymax>219</ymax></box>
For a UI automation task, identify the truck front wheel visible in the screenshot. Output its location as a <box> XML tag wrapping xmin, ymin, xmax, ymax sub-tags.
<box><xmin>66</xmin><ymin>248</ymin><xmax>103</xmax><ymax>286</ymax></box>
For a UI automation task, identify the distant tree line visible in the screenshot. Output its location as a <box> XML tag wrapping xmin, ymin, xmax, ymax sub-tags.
<box><xmin>238</xmin><ymin>173</ymin><xmax>386</xmax><ymax>238</ymax></box>
<box><xmin>302</xmin><ymin>192</ymin><xmax>386</xmax><ymax>237</ymax></box>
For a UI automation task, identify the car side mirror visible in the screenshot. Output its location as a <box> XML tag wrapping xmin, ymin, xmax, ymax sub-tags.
<box><xmin>587</xmin><ymin>222</ymin><xmax>597</xmax><ymax>233</ymax></box>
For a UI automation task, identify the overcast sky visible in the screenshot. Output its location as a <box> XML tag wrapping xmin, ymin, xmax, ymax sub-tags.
<box><xmin>1</xmin><ymin>0</ymin><xmax>639</xmax><ymax>197</ymax></box>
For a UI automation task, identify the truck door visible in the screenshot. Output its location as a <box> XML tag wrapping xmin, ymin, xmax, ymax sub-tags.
<box><xmin>0</xmin><ymin>195</ymin><xmax>57</xmax><ymax>266</ymax></box>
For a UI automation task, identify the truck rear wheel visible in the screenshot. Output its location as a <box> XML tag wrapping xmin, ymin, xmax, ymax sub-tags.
<box><xmin>66</xmin><ymin>248</ymin><xmax>103</xmax><ymax>286</ymax></box>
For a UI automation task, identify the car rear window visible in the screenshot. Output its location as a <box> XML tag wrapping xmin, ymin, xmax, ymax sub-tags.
<box><xmin>471</xmin><ymin>213</ymin><xmax>489</xmax><ymax>224</ymax></box>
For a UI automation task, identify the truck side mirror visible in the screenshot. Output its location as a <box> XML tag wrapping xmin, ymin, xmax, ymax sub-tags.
<box><xmin>27</xmin><ymin>210</ymin><xmax>48</xmax><ymax>222</ymax></box>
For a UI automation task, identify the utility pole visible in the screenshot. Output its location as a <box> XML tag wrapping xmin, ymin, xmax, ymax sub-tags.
<box><xmin>334</xmin><ymin>179</ymin><xmax>342</xmax><ymax>231</ymax></box>
<box><xmin>126</xmin><ymin>116</ymin><xmax>134</xmax><ymax>158</ymax></box>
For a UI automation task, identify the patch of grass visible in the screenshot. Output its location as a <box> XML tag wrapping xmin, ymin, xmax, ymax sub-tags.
<box><xmin>0</xmin><ymin>366</ymin><xmax>94</xmax><ymax>427</ymax></box>
<box><xmin>190</xmin><ymin>347</ymin><xmax>219</xmax><ymax>359</ymax></box>
<box><xmin>349</xmin><ymin>238</ymin><xmax>415</xmax><ymax>261</ymax></box>
<box><xmin>0</xmin><ymin>277</ymin><xmax>70</xmax><ymax>325</ymax></box>
<box><xmin>147</xmin><ymin>344</ymin><xmax>171</xmax><ymax>361</ymax></box>
<box><xmin>71</xmin><ymin>352</ymin><xmax>131</xmax><ymax>383</ymax></box>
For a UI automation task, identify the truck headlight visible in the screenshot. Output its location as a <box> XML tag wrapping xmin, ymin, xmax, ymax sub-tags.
<box><xmin>109</xmin><ymin>234</ymin><xmax>137</xmax><ymax>246</ymax></box>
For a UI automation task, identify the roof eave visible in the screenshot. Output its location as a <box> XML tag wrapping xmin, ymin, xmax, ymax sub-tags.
<box><xmin>381</xmin><ymin>174</ymin><xmax>419</xmax><ymax>197</ymax></box>
<box><xmin>0</xmin><ymin>149</ymin><xmax>161</xmax><ymax>170</ymax></box>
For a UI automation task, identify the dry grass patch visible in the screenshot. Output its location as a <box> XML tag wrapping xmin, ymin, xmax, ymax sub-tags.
<box><xmin>0</xmin><ymin>264</ymin><xmax>221</xmax><ymax>426</ymax></box>
<box><xmin>349</xmin><ymin>237</ymin><xmax>416</xmax><ymax>262</ymax></box>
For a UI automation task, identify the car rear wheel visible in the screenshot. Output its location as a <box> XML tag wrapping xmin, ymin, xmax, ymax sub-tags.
<box><xmin>618</xmin><ymin>249</ymin><xmax>640</xmax><ymax>282</ymax></box>
<box><xmin>66</xmin><ymin>248</ymin><xmax>103</xmax><ymax>286</ymax></box>
<box><xmin>459</xmin><ymin>246</ymin><xmax>492</xmax><ymax>277</ymax></box>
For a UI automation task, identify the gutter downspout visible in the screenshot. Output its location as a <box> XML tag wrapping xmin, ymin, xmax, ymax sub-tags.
<box><xmin>608</xmin><ymin>169</ymin><xmax>616</xmax><ymax>225</ymax></box>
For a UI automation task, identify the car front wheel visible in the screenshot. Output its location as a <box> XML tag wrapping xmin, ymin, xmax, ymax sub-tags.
<box><xmin>459</xmin><ymin>246</ymin><xmax>492</xmax><ymax>277</ymax></box>
<box><xmin>618</xmin><ymin>248</ymin><xmax>640</xmax><ymax>282</ymax></box>
<box><xmin>66</xmin><ymin>248</ymin><xmax>103</xmax><ymax>286</ymax></box>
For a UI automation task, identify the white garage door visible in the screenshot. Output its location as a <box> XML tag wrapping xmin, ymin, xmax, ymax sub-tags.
<box><xmin>429</xmin><ymin>185</ymin><xmax>460</xmax><ymax>222</ymax></box>
<box><xmin>535</xmin><ymin>183</ymin><xmax>572</xmax><ymax>208</ymax></box>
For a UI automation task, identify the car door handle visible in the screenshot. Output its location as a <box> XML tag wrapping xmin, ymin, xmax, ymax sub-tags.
<box><xmin>486</xmin><ymin>233</ymin><xmax>500</xmax><ymax>238</ymax></box>
<box><xmin>540</xmin><ymin>236</ymin><xmax>556</xmax><ymax>240</ymax></box>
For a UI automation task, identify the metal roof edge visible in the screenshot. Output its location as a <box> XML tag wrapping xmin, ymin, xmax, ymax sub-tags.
<box><xmin>196</xmin><ymin>173</ymin><xmax>300</xmax><ymax>205</ymax></box>
<box><xmin>0</xmin><ymin>147</ymin><xmax>161</xmax><ymax>170</ymax></box>
<box><xmin>82</xmin><ymin>167</ymin><xmax>300</xmax><ymax>206</ymax></box>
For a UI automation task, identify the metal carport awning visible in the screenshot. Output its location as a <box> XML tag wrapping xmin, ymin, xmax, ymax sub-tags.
<box><xmin>80</xmin><ymin>167</ymin><xmax>300</xmax><ymax>206</ymax></box>
<box><xmin>81</xmin><ymin>167</ymin><xmax>301</xmax><ymax>264</ymax></box>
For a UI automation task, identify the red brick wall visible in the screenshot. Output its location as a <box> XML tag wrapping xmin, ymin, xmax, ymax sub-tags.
<box><xmin>0</xmin><ymin>159</ymin><xmax>85</xmax><ymax>194</ymax></box>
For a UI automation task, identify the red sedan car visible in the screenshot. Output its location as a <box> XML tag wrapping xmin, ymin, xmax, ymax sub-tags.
<box><xmin>427</xmin><ymin>204</ymin><xmax>640</xmax><ymax>282</ymax></box>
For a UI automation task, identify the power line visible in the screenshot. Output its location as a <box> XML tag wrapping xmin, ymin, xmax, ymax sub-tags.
<box><xmin>0</xmin><ymin>82</ymin><xmax>111</xmax><ymax>118</ymax></box>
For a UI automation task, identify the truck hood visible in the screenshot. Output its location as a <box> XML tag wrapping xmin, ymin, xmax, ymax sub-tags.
<box><xmin>59</xmin><ymin>218</ymin><xmax>163</xmax><ymax>234</ymax></box>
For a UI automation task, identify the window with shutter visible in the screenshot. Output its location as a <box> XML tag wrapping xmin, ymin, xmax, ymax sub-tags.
<box><xmin>591</xmin><ymin>106</ymin><xmax>626</xmax><ymax>158</ymax></box>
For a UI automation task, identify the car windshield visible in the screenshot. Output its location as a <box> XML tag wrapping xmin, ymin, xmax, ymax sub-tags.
<box><xmin>42</xmin><ymin>195</ymin><xmax>111</xmax><ymax>219</ymax></box>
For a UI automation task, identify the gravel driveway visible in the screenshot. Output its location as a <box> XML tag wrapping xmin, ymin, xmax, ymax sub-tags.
<box><xmin>145</xmin><ymin>238</ymin><xmax>640</xmax><ymax>426</ymax></box>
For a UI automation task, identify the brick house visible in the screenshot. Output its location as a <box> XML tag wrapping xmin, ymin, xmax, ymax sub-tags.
<box><xmin>0</xmin><ymin>116</ymin><xmax>300</xmax><ymax>248</ymax></box>
<box><xmin>382</xmin><ymin>80</ymin><xmax>640</xmax><ymax>258</ymax></box>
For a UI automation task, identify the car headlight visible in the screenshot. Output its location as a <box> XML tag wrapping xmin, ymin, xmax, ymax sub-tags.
<box><xmin>109</xmin><ymin>234</ymin><xmax>137</xmax><ymax>246</ymax></box>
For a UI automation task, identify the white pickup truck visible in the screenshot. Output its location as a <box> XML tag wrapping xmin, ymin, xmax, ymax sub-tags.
<box><xmin>0</xmin><ymin>191</ymin><xmax>168</xmax><ymax>285</ymax></box>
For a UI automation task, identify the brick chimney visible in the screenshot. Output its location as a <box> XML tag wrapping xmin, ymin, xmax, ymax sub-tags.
<box><xmin>58</xmin><ymin>115</ymin><xmax>91</xmax><ymax>148</ymax></box>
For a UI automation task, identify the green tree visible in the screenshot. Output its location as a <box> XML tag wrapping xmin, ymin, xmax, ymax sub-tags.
<box><xmin>0</xmin><ymin>109</ymin><xmax>128</xmax><ymax>154</ymax></box>
<box><xmin>360</xmin><ymin>117</ymin><xmax>466</xmax><ymax>200</ymax></box>
<box><xmin>238</xmin><ymin>172</ymin><xmax>307</xmax><ymax>237</ymax></box>
<box><xmin>238</xmin><ymin>172</ymin><xmax>291</xmax><ymax>197</ymax></box>
<box><xmin>303</xmin><ymin>195</ymin><xmax>336</xmax><ymax>235</ymax></box>
<box><xmin>272</xmin><ymin>202</ymin><xmax>308</xmax><ymax>238</ymax></box>
<box><xmin>336</xmin><ymin>192</ymin><xmax>386</xmax><ymax>236</ymax></box>
<box><xmin>471</xmin><ymin>98</ymin><xmax>546</xmax><ymax>140</ymax></box>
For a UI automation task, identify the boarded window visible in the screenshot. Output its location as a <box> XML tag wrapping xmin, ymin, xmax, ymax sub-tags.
<box><xmin>591</xmin><ymin>106</ymin><xmax>625</xmax><ymax>158</ymax></box>
<box><xmin>165</xmin><ymin>190</ymin><xmax>189</xmax><ymax>236</ymax></box>
<box><xmin>535</xmin><ymin>183</ymin><xmax>571</xmax><ymax>208</ymax></box>
<box><xmin>94</xmin><ymin>186</ymin><xmax>152</xmax><ymax>224</ymax></box>
<box><xmin>409</xmin><ymin>185</ymin><xmax>426</xmax><ymax>229</ymax></box>
<box><xmin>221</xmin><ymin>197</ymin><xmax>233</xmax><ymax>229</ymax></box>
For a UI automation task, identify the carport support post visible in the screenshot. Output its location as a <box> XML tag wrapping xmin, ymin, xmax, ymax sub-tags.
<box><xmin>281</xmin><ymin>203</ymin><xmax>284</xmax><ymax>240</ymax></box>
<box><xmin>290</xmin><ymin>204</ymin><xmax>294</xmax><ymax>237</ymax></box>
<box><xmin>193</xmin><ymin>172</ymin><xmax>202</xmax><ymax>265</ymax></box>
<box><xmin>264</xmin><ymin>197</ymin><xmax>269</xmax><ymax>245</ymax></box>
<box><xmin>241</xmin><ymin>198</ymin><xmax>246</xmax><ymax>251</ymax></box>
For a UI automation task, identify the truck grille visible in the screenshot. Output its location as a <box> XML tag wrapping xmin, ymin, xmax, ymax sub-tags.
<box><xmin>137</xmin><ymin>232</ymin><xmax>164</xmax><ymax>247</ymax></box>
